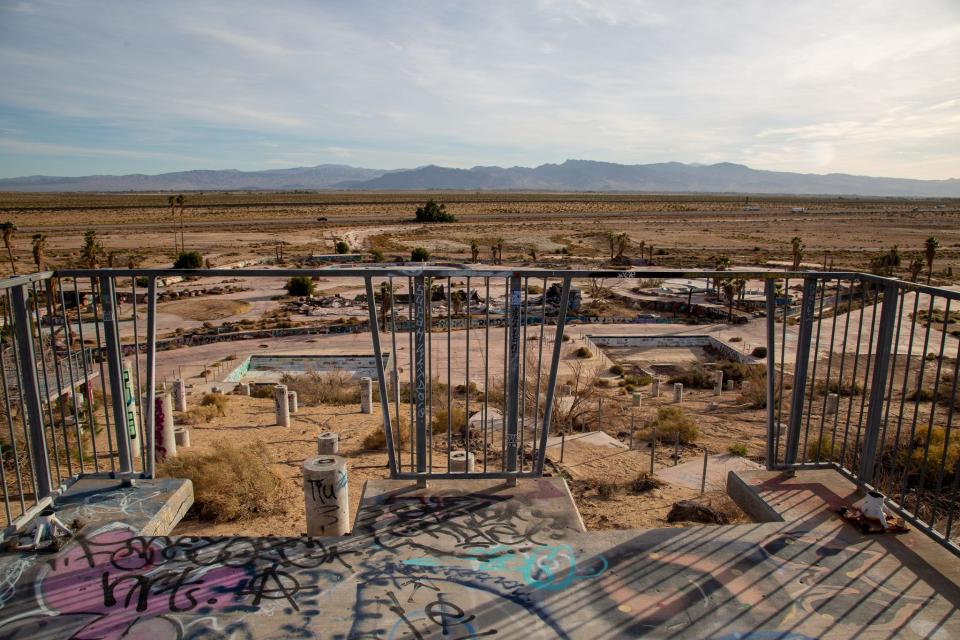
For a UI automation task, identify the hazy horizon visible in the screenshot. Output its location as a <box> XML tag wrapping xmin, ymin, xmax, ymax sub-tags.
<box><xmin>1</xmin><ymin>1</ymin><xmax>958</xmax><ymax>180</ymax></box>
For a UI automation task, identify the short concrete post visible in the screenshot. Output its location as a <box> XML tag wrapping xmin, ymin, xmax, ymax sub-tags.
<box><xmin>560</xmin><ymin>383</ymin><xmax>573</xmax><ymax>397</ymax></box>
<box><xmin>288</xmin><ymin>391</ymin><xmax>299</xmax><ymax>414</ymax></box>
<box><xmin>673</xmin><ymin>383</ymin><xmax>683</xmax><ymax>404</ymax></box>
<box><xmin>360</xmin><ymin>377</ymin><xmax>373</xmax><ymax>414</ymax></box>
<box><xmin>173</xmin><ymin>379</ymin><xmax>187</xmax><ymax>412</ymax></box>
<box><xmin>726</xmin><ymin>379</ymin><xmax>735</xmax><ymax>391</ymax></box>
<box><xmin>239</xmin><ymin>383</ymin><xmax>251</xmax><ymax>396</ymax></box>
<box><xmin>714</xmin><ymin>371</ymin><xmax>724</xmax><ymax>396</ymax></box>
<box><xmin>449</xmin><ymin>450</ymin><xmax>475</xmax><ymax>472</ymax></box>
<box><xmin>174</xmin><ymin>427</ymin><xmax>191</xmax><ymax>448</ymax></box>
<box><xmin>652</xmin><ymin>377</ymin><xmax>661</xmax><ymax>398</ymax></box>
<box><xmin>154</xmin><ymin>393</ymin><xmax>177</xmax><ymax>462</ymax></box>
<box><xmin>275</xmin><ymin>384</ymin><xmax>290</xmax><ymax>427</ymax></box>
<box><xmin>632</xmin><ymin>392</ymin><xmax>642</xmax><ymax>408</ymax></box>
<box><xmin>825</xmin><ymin>392</ymin><xmax>839</xmax><ymax>415</ymax></box>
<box><xmin>317</xmin><ymin>431</ymin><xmax>339</xmax><ymax>455</ymax></box>
<box><xmin>303</xmin><ymin>456</ymin><xmax>349</xmax><ymax>537</ymax></box>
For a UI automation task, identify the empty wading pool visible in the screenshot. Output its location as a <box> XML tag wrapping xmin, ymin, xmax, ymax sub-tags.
<box><xmin>224</xmin><ymin>353</ymin><xmax>392</xmax><ymax>384</ymax></box>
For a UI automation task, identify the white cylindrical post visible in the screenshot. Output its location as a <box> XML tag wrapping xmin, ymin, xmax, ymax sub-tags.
<box><xmin>673</xmin><ymin>383</ymin><xmax>683</xmax><ymax>404</ymax></box>
<box><xmin>239</xmin><ymin>383</ymin><xmax>251</xmax><ymax>396</ymax></box>
<box><xmin>714</xmin><ymin>371</ymin><xmax>724</xmax><ymax>396</ymax></box>
<box><xmin>303</xmin><ymin>456</ymin><xmax>349</xmax><ymax>537</ymax></box>
<box><xmin>153</xmin><ymin>393</ymin><xmax>177</xmax><ymax>462</ymax></box>
<box><xmin>173</xmin><ymin>379</ymin><xmax>187</xmax><ymax>412</ymax></box>
<box><xmin>652</xmin><ymin>377</ymin><xmax>661</xmax><ymax>398</ymax></box>
<box><xmin>317</xmin><ymin>431</ymin><xmax>340</xmax><ymax>454</ymax></box>
<box><xmin>174</xmin><ymin>427</ymin><xmax>191</xmax><ymax>448</ymax></box>
<box><xmin>726</xmin><ymin>379</ymin><xmax>735</xmax><ymax>391</ymax></box>
<box><xmin>275</xmin><ymin>384</ymin><xmax>290</xmax><ymax>427</ymax></box>
<box><xmin>449</xmin><ymin>450</ymin><xmax>475</xmax><ymax>473</ymax></box>
<box><xmin>360</xmin><ymin>377</ymin><xmax>373</xmax><ymax>414</ymax></box>
<box><xmin>288</xmin><ymin>391</ymin><xmax>299</xmax><ymax>414</ymax></box>
<box><xmin>825</xmin><ymin>392</ymin><xmax>839</xmax><ymax>415</ymax></box>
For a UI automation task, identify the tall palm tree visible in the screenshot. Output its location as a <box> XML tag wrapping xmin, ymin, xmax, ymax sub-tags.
<box><xmin>721</xmin><ymin>279</ymin><xmax>736</xmax><ymax>321</ymax></box>
<box><xmin>168</xmin><ymin>195</ymin><xmax>179</xmax><ymax>253</ymax></box>
<box><xmin>925</xmin><ymin>236</ymin><xmax>940</xmax><ymax>284</ymax></box>
<box><xmin>176</xmin><ymin>194</ymin><xmax>186</xmax><ymax>253</ymax></box>
<box><xmin>790</xmin><ymin>236</ymin><xmax>804</xmax><ymax>271</ymax></box>
<box><xmin>80</xmin><ymin>229</ymin><xmax>104</xmax><ymax>268</ymax></box>
<box><xmin>1</xmin><ymin>221</ymin><xmax>17</xmax><ymax>274</ymax></box>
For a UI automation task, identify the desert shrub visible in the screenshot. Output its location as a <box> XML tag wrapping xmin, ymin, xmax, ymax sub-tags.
<box><xmin>411</xmin><ymin>247</ymin><xmax>431</xmax><ymax>262</ymax></box>
<box><xmin>432</xmin><ymin>406</ymin><xmax>468</xmax><ymax>434</ymax></box>
<box><xmin>178</xmin><ymin>405</ymin><xmax>219</xmax><ymax>425</ymax></box>
<box><xmin>728</xmin><ymin>442</ymin><xmax>748</xmax><ymax>457</ymax></box>
<box><xmin>669</xmin><ymin>363</ymin><xmax>713</xmax><ymax>389</ymax></box>
<box><xmin>286</xmin><ymin>276</ymin><xmax>314</xmax><ymax>296</ymax></box>
<box><xmin>907</xmin><ymin>388</ymin><xmax>934</xmax><ymax>402</ymax></box>
<box><xmin>369</xmin><ymin>248</ymin><xmax>384</xmax><ymax>262</ymax></box>
<box><xmin>562</xmin><ymin>334</ymin><xmax>571</xmax><ymax>342</ymax></box>
<box><xmin>526</xmin><ymin>284</ymin><xmax>542</xmax><ymax>294</ymax></box>
<box><xmin>901</xmin><ymin>426</ymin><xmax>960</xmax><ymax>478</ymax></box>
<box><xmin>335</xmin><ymin>240</ymin><xmax>350</xmax><ymax>254</ymax></box>
<box><xmin>751</xmin><ymin>346</ymin><xmax>767</xmax><ymax>358</ymax></box>
<box><xmin>250</xmin><ymin>385</ymin><xmax>275</xmax><ymax>399</ymax></box>
<box><xmin>281</xmin><ymin>371</ymin><xmax>364</xmax><ymax>406</ymax></box>
<box><xmin>160</xmin><ymin>441</ymin><xmax>288</xmax><ymax>523</ymax></box>
<box><xmin>609</xmin><ymin>364</ymin><xmax>624</xmax><ymax>375</ymax></box>
<box><xmin>415</xmin><ymin>199</ymin><xmax>456</xmax><ymax>222</ymax></box>
<box><xmin>455</xmin><ymin>381</ymin><xmax>479</xmax><ymax>396</ymax></box>
<box><xmin>729</xmin><ymin>336</ymin><xmax>743</xmax><ymax>343</ymax></box>
<box><xmin>200</xmin><ymin>393</ymin><xmax>228</xmax><ymax>416</ymax></box>
<box><xmin>651</xmin><ymin>406</ymin><xmax>699</xmax><ymax>444</ymax></box>
<box><xmin>597</xmin><ymin>481</ymin><xmax>618</xmax><ymax>499</ymax></box>
<box><xmin>816</xmin><ymin>379</ymin><xmax>862</xmax><ymax>397</ymax></box>
<box><xmin>363</xmin><ymin>416</ymin><xmax>410</xmax><ymax>450</ymax></box>
<box><xmin>717</xmin><ymin>361</ymin><xmax>759</xmax><ymax>384</ymax></box>
<box><xmin>574</xmin><ymin>346</ymin><xmax>592</xmax><ymax>358</ymax></box>
<box><xmin>173</xmin><ymin>251</ymin><xmax>203</xmax><ymax>269</ymax></box>
<box><xmin>806</xmin><ymin>434</ymin><xmax>835</xmax><ymax>462</ymax></box>
<box><xmin>630</xmin><ymin>473</ymin><xmax>664</xmax><ymax>494</ymax></box>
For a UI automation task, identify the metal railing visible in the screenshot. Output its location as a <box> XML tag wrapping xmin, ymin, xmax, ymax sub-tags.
<box><xmin>0</xmin><ymin>266</ymin><xmax>956</xmax><ymax>555</ymax></box>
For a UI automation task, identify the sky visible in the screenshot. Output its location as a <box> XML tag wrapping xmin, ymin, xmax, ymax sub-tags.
<box><xmin>0</xmin><ymin>0</ymin><xmax>958</xmax><ymax>180</ymax></box>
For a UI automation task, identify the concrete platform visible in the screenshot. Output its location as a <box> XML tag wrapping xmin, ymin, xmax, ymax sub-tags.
<box><xmin>0</xmin><ymin>471</ymin><xmax>957</xmax><ymax>639</ymax></box>
<box><xmin>52</xmin><ymin>477</ymin><xmax>194</xmax><ymax>536</ymax></box>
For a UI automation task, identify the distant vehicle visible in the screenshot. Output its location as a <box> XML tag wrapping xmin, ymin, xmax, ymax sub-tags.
<box><xmin>744</xmin><ymin>205</ymin><xmax>761</xmax><ymax>211</ymax></box>
<box><xmin>637</xmin><ymin>313</ymin><xmax>660</xmax><ymax>320</ymax></box>
<box><xmin>317</xmin><ymin>216</ymin><xmax>328</xmax><ymax>221</ymax></box>
<box><xmin>791</xmin><ymin>207</ymin><xmax>806</xmax><ymax>213</ymax></box>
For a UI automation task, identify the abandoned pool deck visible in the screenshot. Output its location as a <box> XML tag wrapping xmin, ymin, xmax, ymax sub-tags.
<box><xmin>0</xmin><ymin>469</ymin><xmax>957</xmax><ymax>639</ymax></box>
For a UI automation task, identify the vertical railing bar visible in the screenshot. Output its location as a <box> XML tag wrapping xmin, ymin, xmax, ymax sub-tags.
<box><xmin>505</xmin><ymin>274</ymin><xmax>522</xmax><ymax>479</ymax></box>
<box><xmin>533</xmin><ymin>276</ymin><xmax>547</xmax><ymax>471</ymax></box>
<box><xmin>520</xmin><ymin>276</ymin><xmax>529</xmax><ymax>471</ymax></box>
<box><xmin>483</xmin><ymin>277</ymin><xmax>490</xmax><ymax>473</ymax></box>
<box><xmin>388</xmin><ymin>277</ymin><xmax>401</xmax><ymax>473</ymax></box>
<box><xmin>886</xmin><ymin>288</ymin><xmax>921</xmax><ymax>494</ymax></box>
<box><xmin>0</xmin><ymin>431</ymin><xmax>10</xmax><ymax>523</ymax></box>
<box><xmin>364</xmin><ymin>277</ymin><xmax>397</xmax><ymax>477</ymax></box>
<box><xmin>929</xmin><ymin>323</ymin><xmax>960</xmax><ymax>530</ymax></box>
<box><xmin>801</xmin><ymin>276</ymin><xmax>828</xmax><ymax>462</ymax></box>
<box><xmin>830</xmin><ymin>277</ymin><xmax>855</xmax><ymax>461</ymax></box>
<box><xmin>89</xmin><ymin>276</ymin><xmax>117</xmax><ymax>474</ymax></box>
<box><xmin>71</xmin><ymin>276</ymin><xmax>101</xmax><ymax>472</ymax></box>
<box><xmin>408</xmin><ymin>276</ymin><xmax>415</xmax><ymax>473</ymax></box>
<box><xmin>0</xmin><ymin>300</ymin><xmax>27</xmax><ymax>514</ymax></box>
<box><xmin>130</xmin><ymin>273</ymin><xmax>147</xmax><ymax>472</ymax></box>
<box><xmin>6</xmin><ymin>292</ymin><xmax>39</xmax><ymax>504</ymax></box>
<box><xmin>775</xmin><ymin>277</ymin><xmax>789</xmax><ymax>463</ymax></box>
<box><xmin>427</xmin><ymin>277</ymin><xmax>433</xmax><ymax>473</ymax></box>
<box><xmin>944</xmin><ymin>442</ymin><xmax>960</xmax><ymax>540</ymax></box>
<box><xmin>10</xmin><ymin>284</ymin><xmax>51</xmax><ymax>501</ymax></box>
<box><xmin>41</xmin><ymin>279</ymin><xmax>73</xmax><ymax>480</ymax></box>
<box><xmin>858</xmin><ymin>283</ymin><xmax>899</xmax><ymax>489</ymax></box>
<box><xmin>144</xmin><ymin>276</ymin><xmax>157</xmax><ymax>479</ymax></box>
<box><xmin>764</xmin><ymin>279</ymin><xmax>777</xmax><ymax>469</ymax></box>
<box><xmin>899</xmin><ymin>292</ymin><xmax>936</xmax><ymax>507</ymax></box>
<box><xmin>912</xmin><ymin>297</ymin><xmax>951</xmax><ymax>517</ymax></box>
<box><xmin>536</xmin><ymin>277</ymin><xmax>571</xmax><ymax>475</ymax></box>
<box><xmin>502</xmin><ymin>276</ymin><xmax>509</xmax><ymax>470</ymax></box>
<box><xmin>412</xmin><ymin>275</ymin><xmax>427</xmax><ymax>479</ymax></box>
<box><xmin>785</xmin><ymin>277</ymin><xmax>817</xmax><ymax>464</ymax></box>
<box><xmin>839</xmin><ymin>281</ymin><xmax>869</xmax><ymax>466</ymax></box>
<box><xmin>31</xmin><ymin>280</ymin><xmax>64</xmax><ymax>486</ymax></box>
<box><xmin>446</xmin><ymin>277</ymin><xmax>452</xmax><ymax>473</ymax></box>
<box><xmin>464</xmin><ymin>276</ymin><xmax>471</xmax><ymax>474</ymax></box>
<box><xmin>852</xmin><ymin>282</ymin><xmax>880</xmax><ymax>477</ymax></box>
<box><xmin>98</xmin><ymin>276</ymin><xmax>132</xmax><ymax>475</ymax></box>
<box><xmin>813</xmin><ymin>277</ymin><xmax>843</xmax><ymax>463</ymax></box>
<box><xmin>876</xmin><ymin>286</ymin><xmax>907</xmax><ymax>481</ymax></box>
<box><xmin>56</xmin><ymin>279</ymin><xmax>85</xmax><ymax>474</ymax></box>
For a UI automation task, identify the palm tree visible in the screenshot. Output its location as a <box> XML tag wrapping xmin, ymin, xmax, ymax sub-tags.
<box><xmin>925</xmin><ymin>236</ymin><xmax>940</xmax><ymax>284</ymax></box>
<box><xmin>790</xmin><ymin>236</ymin><xmax>804</xmax><ymax>271</ymax></box>
<box><xmin>1</xmin><ymin>221</ymin><xmax>17</xmax><ymax>274</ymax></box>
<box><xmin>908</xmin><ymin>255</ymin><xmax>925</xmax><ymax>282</ymax></box>
<box><xmin>176</xmin><ymin>194</ymin><xmax>186</xmax><ymax>252</ymax></box>
<box><xmin>637</xmin><ymin>240</ymin><xmax>646</xmax><ymax>262</ymax></box>
<box><xmin>721</xmin><ymin>279</ymin><xmax>737</xmax><ymax>321</ymax></box>
<box><xmin>31</xmin><ymin>233</ymin><xmax>46</xmax><ymax>271</ymax></box>
<box><xmin>79</xmin><ymin>230</ymin><xmax>104</xmax><ymax>268</ymax></box>
<box><xmin>168</xmin><ymin>195</ymin><xmax>178</xmax><ymax>253</ymax></box>
<box><xmin>713</xmin><ymin>256</ymin><xmax>730</xmax><ymax>297</ymax></box>
<box><xmin>494</xmin><ymin>238</ymin><xmax>504</xmax><ymax>264</ymax></box>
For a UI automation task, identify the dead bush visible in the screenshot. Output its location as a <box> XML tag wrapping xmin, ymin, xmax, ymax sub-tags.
<box><xmin>200</xmin><ymin>393</ymin><xmax>228</xmax><ymax>416</ymax></box>
<box><xmin>630</xmin><ymin>473</ymin><xmax>664</xmax><ymax>494</ymax></box>
<box><xmin>179</xmin><ymin>405</ymin><xmax>220</xmax><ymax>425</ymax></box>
<box><xmin>281</xmin><ymin>371</ymin><xmax>369</xmax><ymax>406</ymax></box>
<box><xmin>160</xmin><ymin>441</ymin><xmax>289</xmax><ymax>523</ymax></box>
<box><xmin>650</xmin><ymin>406</ymin><xmax>699</xmax><ymax>444</ymax></box>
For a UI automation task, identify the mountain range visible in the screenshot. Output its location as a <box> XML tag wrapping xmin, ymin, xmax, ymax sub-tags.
<box><xmin>1</xmin><ymin>160</ymin><xmax>957</xmax><ymax>197</ymax></box>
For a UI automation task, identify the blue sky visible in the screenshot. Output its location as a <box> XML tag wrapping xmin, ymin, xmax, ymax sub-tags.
<box><xmin>0</xmin><ymin>0</ymin><xmax>958</xmax><ymax>179</ymax></box>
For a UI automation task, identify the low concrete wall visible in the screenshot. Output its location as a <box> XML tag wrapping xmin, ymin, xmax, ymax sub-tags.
<box><xmin>586</xmin><ymin>334</ymin><xmax>756</xmax><ymax>364</ymax></box>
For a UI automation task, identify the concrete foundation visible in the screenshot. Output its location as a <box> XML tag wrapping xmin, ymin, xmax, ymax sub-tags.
<box><xmin>449</xmin><ymin>450</ymin><xmax>475</xmax><ymax>472</ymax></box>
<box><xmin>174</xmin><ymin>427</ymin><xmax>191</xmax><ymax>448</ymax></box>
<box><xmin>303</xmin><ymin>455</ymin><xmax>349</xmax><ymax>536</ymax></box>
<box><xmin>317</xmin><ymin>431</ymin><xmax>340</xmax><ymax>454</ymax></box>
<box><xmin>288</xmin><ymin>390</ymin><xmax>298</xmax><ymax>414</ymax></box>
<box><xmin>275</xmin><ymin>384</ymin><xmax>290</xmax><ymax>426</ymax></box>
<box><xmin>173</xmin><ymin>378</ymin><xmax>187</xmax><ymax>412</ymax></box>
<box><xmin>673</xmin><ymin>382</ymin><xmax>683</xmax><ymax>403</ymax></box>
<box><xmin>360</xmin><ymin>376</ymin><xmax>373</xmax><ymax>414</ymax></box>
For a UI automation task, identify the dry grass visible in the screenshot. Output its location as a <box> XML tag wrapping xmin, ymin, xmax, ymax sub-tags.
<box><xmin>160</xmin><ymin>440</ymin><xmax>290</xmax><ymax>523</ymax></box>
<box><xmin>281</xmin><ymin>371</ymin><xmax>366</xmax><ymax>405</ymax></box>
<box><xmin>648</xmin><ymin>406</ymin><xmax>699</xmax><ymax>444</ymax></box>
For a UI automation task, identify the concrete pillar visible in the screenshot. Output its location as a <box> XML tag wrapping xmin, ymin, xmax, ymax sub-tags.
<box><xmin>360</xmin><ymin>377</ymin><xmax>373</xmax><ymax>414</ymax></box>
<box><xmin>632</xmin><ymin>392</ymin><xmax>642</xmax><ymax>408</ymax></box>
<box><xmin>122</xmin><ymin>359</ymin><xmax>141</xmax><ymax>463</ymax></box>
<box><xmin>714</xmin><ymin>371</ymin><xmax>724</xmax><ymax>396</ymax></box>
<box><xmin>726</xmin><ymin>379</ymin><xmax>735</xmax><ymax>391</ymax></box>
<box><xmin>239</xmin><ymin>383</ymin><xmax>251</xmax><ymax>396</ymax></box>
<box><xmin>825</xmin><ymin>392</ymin><xmax>839</xmax><ymax>415</ymax></box>
<box><xmin>275</xmin><ymin>384</ymin><xmax>290</xmax><ymax>427</ymax></box>
<box><xmin>173</xmin><ymin>379</ymin><xmax>187</xmax><ymax>412</ymax></box>
<box><xmin>652</xmin><ymin>377</ymin><xmax>661</xmax><ymax>398</ymax></box>
<box><xmin>317</xmin><ymin>431</ymin><xmax>340</xmax><ymax>455</ymax></box>
<box><xmin>673</xmin><ymin>383</ymin><xmax>683</xmax><ymax>404</ymax></box>
<box><xmin>288</xmin><ymin>391</ymin><xmax>299</xmax><ymax>414</ymax></box>
<box><xmin>154</xmin><ymin>393</ymin><xmax>177</xmax><ymax>462</ymax></box>
<box><xmin>303</xmin><ymin>456</ymin><xmax>349</xmax><ymax>537</ymax></box>
<box><xmin>450</xmin><ymin>450</ymin><xmax>475</xmax><ymax>472</ymax></box>
<box><xmin>174</xmin><ymin>427</ymin><xmax>191</xmax><ymax>448</ymax></box>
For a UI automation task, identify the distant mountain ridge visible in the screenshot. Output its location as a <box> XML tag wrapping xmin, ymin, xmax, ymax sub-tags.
<box><xmin>1</xmin><ymin>160</ymin><xmax>958</xmax><ymax>197</ymax></box>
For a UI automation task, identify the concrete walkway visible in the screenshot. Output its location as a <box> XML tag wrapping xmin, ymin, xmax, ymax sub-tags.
<box><xmin>0</xmin><ymin>473</ymin><xmax>957</xmax><ymax>639</ymax></box>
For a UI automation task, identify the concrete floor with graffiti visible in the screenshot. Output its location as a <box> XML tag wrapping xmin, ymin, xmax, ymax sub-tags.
<box><xmin>0</xmin><ymin>471</ymin><xmax>958</xmax><ymax>639</ymax></box>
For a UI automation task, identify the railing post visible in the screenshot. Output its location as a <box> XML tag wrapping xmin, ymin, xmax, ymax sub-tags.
<box><xmin>765</xmin><ymin>278</ymin><xmax>777</xmax><ymax>469</ymax></box>
<box><xmin>99</xmin><ymin>276</ymin><xmax>133</xmax><ymax>475</ymax></box>
<box><xmin>365</xmin><ymin>277</ymin><xmax>397</xmax><ymax>477</ymax></box>
<box><xmin>412</xmin><ymin>275</ymin><xmax>427</xmax><ymax>483</ymax></box>
<box><xmin>858</xmin><ymin>282</ymin><xmax>899</xmax><ymax>489</ymax></box>
<box><xmin>10</xmin><ymin>284</ymin><xmax>52</xmax><ymax>499</ymax></box>
<box><xmin>785</xmin><ymin>277</ymin><xmax>817</xmax><ymax>465</ymax></box>
<box><xmin>535</xmin><ymin>277</ymin><xmax>571</xmax><ymax>475</ymax></box>
<box><xmin>504</xmin><ymin>273</ymin><xmax>522</xmax><ymax>481</ymax></box>
<box><xmin>144</xmin><ymin>276</ymin><xmax>157</xmax><ymax>479</ymax></box>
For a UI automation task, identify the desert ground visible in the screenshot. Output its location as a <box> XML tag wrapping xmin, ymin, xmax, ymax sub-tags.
<box><xmin>1</xmin><ymin>191</ymin><xmax>957</xmax><ymax>536</ymax></box>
